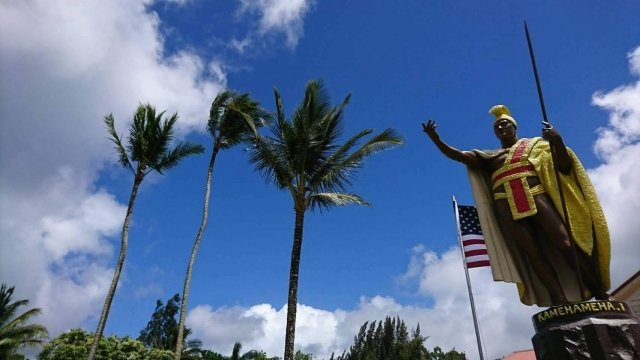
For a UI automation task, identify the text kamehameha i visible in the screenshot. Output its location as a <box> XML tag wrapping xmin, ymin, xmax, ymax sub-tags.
<box><xmin>536</xmin><ymin>301</ymin><xmax>628</xmax><ymax>323</ymax></box>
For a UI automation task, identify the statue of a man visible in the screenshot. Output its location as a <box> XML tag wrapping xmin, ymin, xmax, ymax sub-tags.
<box><xmin>423</xmin><ymin>105</ymin><xmax>612</xmax><ymax>307</ymax></box>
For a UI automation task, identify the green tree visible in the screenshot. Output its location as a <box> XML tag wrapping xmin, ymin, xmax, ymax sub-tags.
<box><xmin>0</xmin><ymin>284</ymin><xmax>49</xmax><ymax>359</ymax></box>
<box><xmin>428</xmin><ymin>346</ymin><xmax>466</xmax><ymax>360</ymax></box>
<box><xmin>332</xmin><ymin>316</ymin><xmax>464</xmax><ymax>360</ymax></box>
<box><xmin>245</xmin><ymin>79</ymin><xmax>404</xmax><ymax>360</ymax></box>
<box><xmin>406</xmin><ymin>324</ymin><xmax>428</xmax><ymax>360</ymax></box>
<box><xmin>241</xmin><ymin>350</ymin><xmax>280</xmax><ymax>360</ymax></box>
<box><xmin>88</xmin><ymin>104</ymin><xmax>205</xmax><ymax>360</ymax></box>
<box><xmin>200</xmin><ymin>342</ymin><xmax>280</xmax><ymax>360</ymax></box>
<box><xmin>201</xmin><ymin>349</ymin><xmax>227</xmax><ymax>360</ymax></box>
<box><xmin>139</xmin><ymin>294</ymin><xmax>183</xmax><ymax>350</ymax></box>
<box><xmin>37</xmin><ymin>328</ymin><xmax>174</xmax><ymax>360</ymax></box>
<box><xmin>293</xmin><ymin>350</ymin><xmax>313</xmax><ymax>360</ymax></box>
<box><xmin>138</xmin><ymin>294</ymin><xmax>204</xmax><ymax>360</ymax></box>
<box><xmin>175</xmin><ymin>91</ymin><xmax>271</xmax><ymax>359</ymax></box>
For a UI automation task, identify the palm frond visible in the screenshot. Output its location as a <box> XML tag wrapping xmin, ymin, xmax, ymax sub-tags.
<box><xmin>269</xmin><ymin>88</ymin><xmax>298</xmax><ymax>155</ymax></box>
<box><xmin>0</xmin><ymin>302</ymin><xmax>28</xmax><ymax>328</ymax></box>
<box><xmin>316</xmin><ymin>93</ymin><xmax>351</xmax><ymax>155</ymax></box>
<box><xmin>0</xmin><ymin>323</ymin><xmax>49</xmax><ymax>341</ymax></box>
<box><xmin>207</xmin><ymin>90</ymin><xmax>238</xmax><ymax>136</ymax></box>
<box><xmin>239</xmin><ymin>96</ymin><xmax>297</xmax><ymax>195</ymax></box>
<box><xmin>0</xmin><ymin>284</ymin><xmax>48</xmax><ymax>353</ymax></box>
<box><xmin>114</xmin><ymin>103</ymin><xmax>204</xmax><ymax>176</ymax></box>
<box><xmin>103</xmin><ymin>114</ymin><xmax>133</xmax><ymax>173</ymax></box>
<box><xmin>309</xmin><ymin>192</ymin><xmax>371</xmax><ymax>213</ymax></box>
<box><xmin>208</xmin><ymin>90</ymin><xmax>272</xmax><ymax>151</ymax></box>
<box><xmin>246</xmin><ymin>135</ymin><xmax>297</xmax><ymax>195</ymax></box>
<box><xmin>152</xmin><ymin>141</ymin><xmax>205</xmax><ymax>175</ymax></box>
<box><xmin>314</xmin><ymin>128</ymin><xmax>403</xmax><ymax>194</ymax></box>
<box><xmin>247</xmin><ymin>80</ymin><xmax>403</xmax><ymax>213</ymax></box>
<box><xmin>273</xmin><ymin>87</ymin><xmax>287</xmax><ymax>133</ymax></box>
<box><xmin>146</xmin><ymin>109</ymin><xmax>176</xmax><ymax>169</ymax></box>
<box><xmin>343</xmin><ymin>127</ymin><xmax>405</xmax><ymax>161</ymax></box>
<box><xmin>0</xmin><ymin>308</ymin><xmax>42</xmax><ymax>332</ymax></box>
<box><xmin>294</xmin><ymin>79</ymin><xmax>332</xmax><ymax>133</ymax></box>
<box><xmin>0</xmin><ymin>285</ymin><xmax>22</xmax><ymax>327</ymax></box>
<box><xmin>220</xmin><ymin>99</ymin><xmax>271</xmax><ymax>149</ymax></box>
<box><xmin>306</xmin><ymin>128</ymin><xmax>373</xmax><ymax>196</ymax></box>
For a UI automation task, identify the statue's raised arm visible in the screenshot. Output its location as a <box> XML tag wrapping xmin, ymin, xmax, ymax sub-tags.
<box><xmin>421</xmin><ymin>119</ymin><xmax>482</xmax><ymax>169</ymax></box>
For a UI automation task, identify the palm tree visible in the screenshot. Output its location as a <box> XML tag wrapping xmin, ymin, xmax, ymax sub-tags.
<box><xmin>245</xmin><ymin>79</ymin><xmax>404</xmax><ymax>360</ymax></box>
<box><xmin>88</xmin><ymin>104</ymin><xmax>205</xmax><ymax>360</ymax></box>
<box><xmin>0</xmin><ymin>284</ymin><xmax>49</xmax><ymax>358</ymax></box>
<box><xmin>174</xmin><ymin>91</ymin><xmax>271</xmax><ymax>360</ymax></box>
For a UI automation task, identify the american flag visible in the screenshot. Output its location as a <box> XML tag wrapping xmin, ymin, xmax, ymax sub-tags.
<box><xmin>457</xmin><ymin>205</ymin><xmax>490</xmax><ymax>269</ymax></box>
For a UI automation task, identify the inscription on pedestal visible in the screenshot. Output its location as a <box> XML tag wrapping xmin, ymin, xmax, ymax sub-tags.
<box><xmin>531</xmin><ymin>300</ymin><xmax>640</xmax><ymax>360</ymax></box>
<box><xmin>533</xmin><ymin>300</ymin><xmax>634</xmax><ymax>331</ymax></box>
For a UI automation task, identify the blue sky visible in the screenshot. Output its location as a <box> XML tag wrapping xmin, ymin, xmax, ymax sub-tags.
<box><xmin>2</xmin><ymin>1</ymin><xmax>640</xmax><ymax>359</ymax></box>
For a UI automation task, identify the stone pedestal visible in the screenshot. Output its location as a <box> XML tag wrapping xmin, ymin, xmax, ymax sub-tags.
<box><xmin>531</xmin><ymin>300</ymin><xmax>640</xmax><ymax>359</ymax></box>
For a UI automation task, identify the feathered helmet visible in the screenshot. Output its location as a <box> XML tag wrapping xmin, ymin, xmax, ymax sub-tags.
<box><xmin>489</xmin><ymin>105</ymin><xmax>517</xmax><ymax>127</ymax></box>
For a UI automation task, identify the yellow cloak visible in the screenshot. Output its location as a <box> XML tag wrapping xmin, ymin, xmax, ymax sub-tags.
<box><xmin>467</xmin><ymin>137</ymin><xmax>611</xmax><ymax>307</ymax></box>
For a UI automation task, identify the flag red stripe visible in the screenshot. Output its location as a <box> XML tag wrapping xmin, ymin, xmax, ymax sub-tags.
<box><xmin>462</xmin><ymin>239</ymin><xmax>485</xmax><ymax>246</ymax></box>
<box><xmin>467</xmin><ymin>260</ymin><xmax>491</xmax><ymax>268</ymax></box>
<box><xmin>465</xmin><ymin>249</ymin><xmax>488</xmax><ymax>258</ymax></box>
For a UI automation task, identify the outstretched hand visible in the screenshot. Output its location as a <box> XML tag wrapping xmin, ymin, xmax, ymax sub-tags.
<box><xmin>541</xmin><ymin>121</ymin><xmax>562</xmax><ymax>144</ymax></box>
<box><xmin>422</xmin><ymin>119</ymin><xmax>440</xmax><ymax>142</ymax></box>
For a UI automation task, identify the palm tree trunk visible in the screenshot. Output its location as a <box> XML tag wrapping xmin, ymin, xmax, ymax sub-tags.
<box><xmin>284</xmin><ymin>208</ymin><xmax>305</xmax><ymax>360</ymax></box>
<box><xmin>88</xmin><ymin>174</ymin><xmax>142</xmax><ymax>360</ymax></box>
<box><xmin>174</xmin><ymin>145</ymin><xmax>219</xmax><ymax>360</ymax></box>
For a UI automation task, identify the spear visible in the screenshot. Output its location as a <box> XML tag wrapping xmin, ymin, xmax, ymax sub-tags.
<box><xmin>524</xmin><ymin>21</ymin><xmax>586</xmax><ymax>300</ymax></box>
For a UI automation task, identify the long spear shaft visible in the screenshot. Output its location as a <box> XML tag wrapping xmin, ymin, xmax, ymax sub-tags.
<box><xmin>524</xmin><ymin>21</ymin><xmax>586</xmax><ymax>300</ymax></box>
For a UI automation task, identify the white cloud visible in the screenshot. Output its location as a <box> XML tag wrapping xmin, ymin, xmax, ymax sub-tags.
<box><xmin>629</xmin><ymin>47</ymin><xmax>640</xmax><ymax>76</ymax></box>
<box><xmin>590</xmin><ymin>45</ymin><xmax>640</xmax><ymax>287</ymax></box>
<box><xmin>0</xmin><ymin>0</ymin><xmax>225</xmax><ymax>349</ymax></box>
<box><xmin>238</xmin><ymin>0</ymin><xmax>314</xmax><ymax>48</ymax></box>
<box><xmin>188</xmin><ymin>246</ymin><xmax>537</xmax><ymax>360</ymax></box>
<box><xmin>164</xmin><ymin>0</ymin><xmax>192</xmax><ymax>5</ymax></box>
<box><xmin>0</xmin><ymin>169</ymin><xmax>121</xmax><ymax>336</ymax></box>
<box><xmin>230</xmin><ymin>37</ymin><xmax>253</xmax><ymax>54</ymax></box>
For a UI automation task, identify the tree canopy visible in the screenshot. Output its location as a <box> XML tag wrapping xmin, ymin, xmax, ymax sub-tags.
<box><xmin>139</xmin><ymin>294</ymin><xmax>191</xmax><ymax>351</ymax></box>
<box><xmin>37</xmin><ymin>329</ymin><xmax>174</xmax><ymax>360</ymax></box>
<box><xmin>329</xmin><ymin>316</ymin><xmax>466</xmax><ymax>360</ymax></box>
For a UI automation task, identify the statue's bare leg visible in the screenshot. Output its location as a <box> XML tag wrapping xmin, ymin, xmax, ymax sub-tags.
<box><xmin>494</xmin><ymin>199</ymin><xmax>569</xmax><ymax>304</ymax></box>
<box><xmin>531</xmin><ymin>193</ymin><xmax>610</xmax><ymax>300</ymax></box>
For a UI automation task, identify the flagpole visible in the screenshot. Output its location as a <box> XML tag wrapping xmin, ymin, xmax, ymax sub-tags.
<box><xmin>452</xmin><ymin>196</ymin><xmax>485</xmax><ymax>360</ymax></box>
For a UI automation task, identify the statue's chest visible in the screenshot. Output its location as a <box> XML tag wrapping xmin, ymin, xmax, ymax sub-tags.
<box><xmin>486</xmin><ymin>153</ymin><xmax>509</xmax><ymax>173</ymax></box>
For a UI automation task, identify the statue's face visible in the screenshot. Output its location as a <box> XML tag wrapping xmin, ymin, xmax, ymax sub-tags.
<box><xmin>494</xmin><ymin>118</ymin><xmax>517</xmax><ymax>141</ymax></box>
